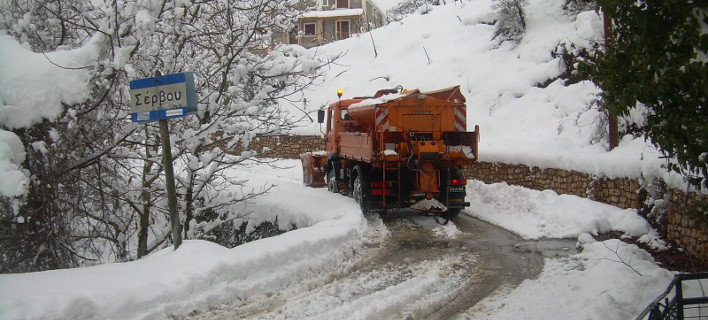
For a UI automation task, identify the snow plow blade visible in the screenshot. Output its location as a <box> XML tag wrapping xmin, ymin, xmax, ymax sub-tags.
<box><xmin>410</xmin><ymin>198</ymin><xmax>448</xmax><ymax>212</ymax></box>
<box><xmin>300</xmin><ymin>152</ymin><xmax>327</xmax><ymax>188</ymax></box>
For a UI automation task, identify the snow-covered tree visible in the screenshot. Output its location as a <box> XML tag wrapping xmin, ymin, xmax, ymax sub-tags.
<box><xmin>0</xmin><ymin>0</ymin><xmax>333</xmax><ymax>272</ymax></box>
<box><xmin>581</xmin><ymin>1</ymin><xmax>707</xmax><ymax>191</ymax></box>
<box><xmin>387</xmin><ymin>0</ymin><xmax>445</xmax><ymax>22</ymax></box>
<box><xmin>492</xmin><ymin>0</ymin><xmax>528</xmax><ymax>44</ymax></box>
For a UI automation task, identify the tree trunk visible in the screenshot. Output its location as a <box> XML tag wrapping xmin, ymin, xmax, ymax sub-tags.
<box><xmin>137</xmin><ymin>127</ymin><xmax>154</xmax><ymax>259</ymax></box>
<box><xmin>604</xmin><ymin>9</ymin><xmax>619</xmax><ymax>150</ymax></box>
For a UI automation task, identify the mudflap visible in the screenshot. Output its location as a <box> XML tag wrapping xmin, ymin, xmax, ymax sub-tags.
<box><xmin>300</xmin><ymin>152</ymin><xmax>327</xmax><ymax>187</ymax></box>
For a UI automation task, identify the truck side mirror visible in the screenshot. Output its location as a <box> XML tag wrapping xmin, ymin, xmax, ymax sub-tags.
<box><xmin>317</xmin><ymin>110</ymin><xmax>325</xmax><ymax>123</ymax></box>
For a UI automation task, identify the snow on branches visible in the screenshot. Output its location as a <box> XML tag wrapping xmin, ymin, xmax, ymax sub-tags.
<box><xmin>0</xmin><ymin>0</ymin><xmax>334</xmax><ymax>271</ymax></box>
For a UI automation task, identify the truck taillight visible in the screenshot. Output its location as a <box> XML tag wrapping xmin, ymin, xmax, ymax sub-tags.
<box><xmin>371</xmin><ymin>181</ymin><xmax>394</xmax><ymax>196</ymax></box>
<box><xmin>450</xmin><ymin>178</ymin><xmax>467</xmax><ymax>186</ymax></box>
<box><xmin>371</xmin><ymin>189</ymin><xmax>392</xmax><ymax>196</ymax></box>
<box><xmin>371</xmin><ymin>181</ymin><xmax>394</xmax><ymax>188</ymax></box>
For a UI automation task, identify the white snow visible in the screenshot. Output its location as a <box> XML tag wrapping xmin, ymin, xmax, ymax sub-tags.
<box><xmin>0</xmin><ymin>160</ymin><xmax>369</xmax><ymax>320</ymax></box>
<box><xmin>0</xmin><ymin>32</ymin><xmax>103</xmax><ymax>199</ymax></box>
<box><xmin>465</xmin><ymin>180</ymin><xmax>665</xmax><ymax>247</ymax></box>
<box><xmin>1</xmin><ymin>0</ymin><xmax>703</xmax><ymax>319</ymax></box>
<box><xmin>301</xmin><ymin>8</ymin><xmax>364</xmax><ymax>19</ymax></box>
<box><xmin>0</xmin><ymin>33</ymin><xmax>102</xmax><ymax>130</ymax></box>
<box><xmin>348</xmin><ymin>90</ymin><xmax>411</xmax><ymax>109</ymax></box>
<box><xmin>0</xmin><ymin>130</ymin><xmax>28</xmax><ymax>198</ymax></box>
<box><xmin>464</xmin><ymin>239</ymin><xmax>676</xmax><ymax>320</ymax></box>
<box><xmin>289</xmin><ymin>0</ymin><xmax>691</xmax><ymax>191</ymax></box>
<box><xmin>0</xmin><ymin>160</ymin><xmax>686</xmax><ymax>320</ymax></box>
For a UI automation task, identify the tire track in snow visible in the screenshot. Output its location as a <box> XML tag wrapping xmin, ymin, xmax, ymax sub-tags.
<box><xmin>183</xmin><ymin>209</ymin><xmax>575</xmax><ymax>320</ymax></box>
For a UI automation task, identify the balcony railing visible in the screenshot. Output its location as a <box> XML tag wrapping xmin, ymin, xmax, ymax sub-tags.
<box><xmin>635</xmin><ymin>272</ymin><xmax>708</xmax><ymax>320</ymax></box>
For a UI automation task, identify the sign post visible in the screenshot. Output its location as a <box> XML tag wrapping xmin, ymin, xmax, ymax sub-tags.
<box><xmin>130</xmin><ymin>71</ymin><xmax>198</xmax><ymax>251</ymax></box>
<box><xmin>158</xmin><ymin>118</ymin><xmax>181</xmax><ymax>250</ymax></box>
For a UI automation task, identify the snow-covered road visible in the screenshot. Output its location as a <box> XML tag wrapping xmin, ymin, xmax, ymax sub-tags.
<box><xmin>185</xmin><ymin>210</ymin><xmax>577</xmax><ymax>320</ymax></box>
<box><xmin>0</xmin><ymin>160</ymin><xmax>682</xmax><ymax>320</ymax></box>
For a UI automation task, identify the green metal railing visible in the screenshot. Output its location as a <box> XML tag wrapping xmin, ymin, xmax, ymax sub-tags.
<box><xmin>636</xmin><ymin>272</ymin><xmax>708</xmax><ymax>320</ymax></box>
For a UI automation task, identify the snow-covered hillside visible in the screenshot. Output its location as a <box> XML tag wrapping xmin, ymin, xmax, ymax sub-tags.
<box><xmin>292</xmin><ymin>0</ymin><xmax>682</xmax><ymax>189</ymax></box>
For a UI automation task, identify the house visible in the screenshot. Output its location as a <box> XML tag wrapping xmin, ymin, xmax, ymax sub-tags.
<box><xmin>283</xmin><ymin>0</ymin><xmax>387</xmax><ymax>48</ymax></box>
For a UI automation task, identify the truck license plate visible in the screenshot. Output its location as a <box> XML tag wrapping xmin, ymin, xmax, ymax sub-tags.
<box><xmin>448</xmin><ymin>186</ymin><xmax>465</xmax><ymax>193</ymax></box>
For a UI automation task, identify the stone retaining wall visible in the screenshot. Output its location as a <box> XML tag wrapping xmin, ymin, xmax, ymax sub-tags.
<box><xmin>231</xmin><ymin>135</ymin><xmax>325</xmax><ymax>159</ymax></box>
<box><xmin>461</xmin><ymin>162</ymin><xmax>642</xmax><ymax>210</ymax></box>
<box><xmin>239</xmin><ymin>135</ymin><xmax>708</xmax><ymax>261</ymax></box>
<box><xmin>666</xmin><ymin>190</ymin><xmax>708</xmax><ymax>260</ymax></box>
<box><xmin>464</xmin><ymin>161</ymin><xmax>708</xmax><ymax>261</ymax></box>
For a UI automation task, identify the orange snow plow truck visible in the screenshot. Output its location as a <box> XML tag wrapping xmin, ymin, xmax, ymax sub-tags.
<box><xmin>300</xmin><ymin>86</ymin><xmax>479</xmax><ymax>219</ymax></box>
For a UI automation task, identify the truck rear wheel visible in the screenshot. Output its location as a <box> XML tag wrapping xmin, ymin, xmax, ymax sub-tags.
<box><xmin>352</xmin><ymin>165</ymin><xmax>371</xmax><ymax>215</ymax></box>
<box><xmin>444</xmin><ymin>208</ymin><xmax>461</xmax><ymax>219</ymax></box>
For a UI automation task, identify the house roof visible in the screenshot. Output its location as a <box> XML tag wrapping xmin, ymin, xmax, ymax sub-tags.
<box><xmin>301</xmin><ymin>8</ymin><xmax>364</xmax><ymax>19</ymax></box>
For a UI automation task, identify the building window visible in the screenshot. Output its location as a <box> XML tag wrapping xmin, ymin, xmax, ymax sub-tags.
<box><xmin>337</xmin><ymin>0</ymin><xmax>349</xmax><ymax>9</ymax></box>
<box><xmin>304</xmin><ymin>22</ymin><xmax>316</xmax><ymax>36</ymax></box>
<box><xmin>336</xmin><ymin>20</ymin><xmax>350</xmax><ymax>39</ymax></box>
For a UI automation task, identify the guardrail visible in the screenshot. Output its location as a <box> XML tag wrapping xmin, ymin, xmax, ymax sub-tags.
<box><xmin>635</xmin><ymin>272</ymin><xmax>708</xmax><ymax>320</ymax></box>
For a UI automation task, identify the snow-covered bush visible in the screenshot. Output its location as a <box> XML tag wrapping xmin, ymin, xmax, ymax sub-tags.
<box><xmin>562</xmin><ymin>0</ymin><xmax>596</xmax><ymax>15</ymax></box>
<box><xmin>491</xmin><ymin>0</ymin><xmax>528</xmax><ymax>44</ymax></box>
<box><xmin>387</xmin><ymin>0</ymin><xmax>445</xmax><ymax>22</ymax></box>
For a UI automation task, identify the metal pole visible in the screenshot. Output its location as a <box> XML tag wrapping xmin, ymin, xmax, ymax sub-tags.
<box><xmin>159</xmin><ymin>118</ymin><xmax>182</xmax><ymax>250</ymax></box>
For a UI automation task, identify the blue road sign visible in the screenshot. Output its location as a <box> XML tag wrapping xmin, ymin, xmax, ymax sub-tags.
<box><xmin>130</xmin><ymin>72</ymin><xmax>197</xmax><ymax>123</ymax></box>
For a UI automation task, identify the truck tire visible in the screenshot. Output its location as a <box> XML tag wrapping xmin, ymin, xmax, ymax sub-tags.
<box><xmin>352</xmin><ymin>165</ymin><xmax>371</xmax><ymax>215</ymax></box>
<box><xmin>444</xmin><ymin>208</ymin><xmax>462</xmax><ymax>219</ymax></box>
<box><xmin>327</xmin><ymin>168</ymin><xmax>338</xmax><ymax>193</ymax></box>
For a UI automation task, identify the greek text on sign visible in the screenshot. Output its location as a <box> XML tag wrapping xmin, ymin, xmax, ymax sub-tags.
<box><xmin>129</xmin><ymin>72</ymin><xmax>197</xmax><ymax>123</ymax></box>
<box><xmin>132</xmin><ymin>84</ymin><xmax>186</xmax><ymax>112</ymax></box>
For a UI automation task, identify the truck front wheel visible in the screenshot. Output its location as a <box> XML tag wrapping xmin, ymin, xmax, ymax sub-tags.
<box><xmin>352</xmin><ymin>166</ymin><xmax>371</xmax><ymax>215</ymax></box>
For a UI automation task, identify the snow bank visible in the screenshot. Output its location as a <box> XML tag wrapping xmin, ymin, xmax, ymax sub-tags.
<box><xmin>0</xmin><ymin>160</ymin><xmax>370</xmax><ymax>320</ymax></box>
<box><xmin>465</xmin><ymin>238</ymin><xmax>675</xmax><ymax>320</ymax></box>
<box><xmin>465</xmin><ymin>180</ymin><xmax>664</xmax><ymax>247</ymax></box>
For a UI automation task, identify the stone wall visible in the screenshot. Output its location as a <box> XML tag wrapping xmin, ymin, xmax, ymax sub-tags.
<box><xmin>666</xmin><ymin>190</ymin><xmax>708</xmax><ymax>260</ymax></box>
<box><xmin>239</xmin><ymin>134</ymin><xmax>708</xmax><ymax>261</ymax></box>
<box><xmin>463</xmin><ymin>161</ymin><xmax>708</xmax><ymax>261</ymax></box>
<box><xmin>230</xmin><ymin>135</ymin><xmax>325</xmax><ymax>159</ymax></box>
<box><xmin>461</xmin><ymin>162</ymin><xmax>642</xmax><ymax>210</ymax></box>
